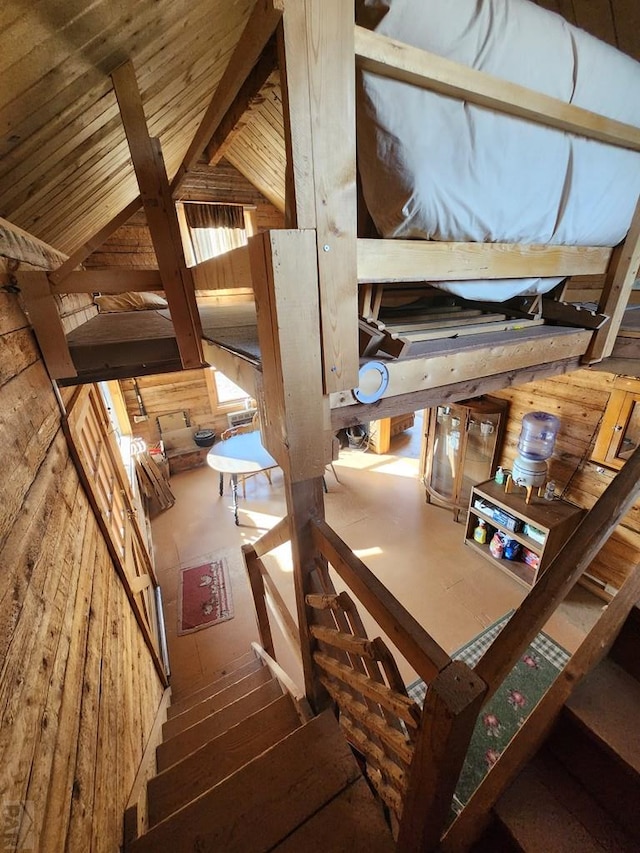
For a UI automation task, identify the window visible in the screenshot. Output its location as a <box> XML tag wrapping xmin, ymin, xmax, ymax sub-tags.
<box><xmin>177</xmin><ymin>202</ymin><xmax>248</xmax><ymax>266</ymax></box>
<box><xmin>211</xmin><ymin>369</ymin><xmax>250</xmax><ymax>407</ymax></box>
<box><xmin>592</xmin><ymin>377</ymin><xmax>640</xmax><ymax>470</ymax></box>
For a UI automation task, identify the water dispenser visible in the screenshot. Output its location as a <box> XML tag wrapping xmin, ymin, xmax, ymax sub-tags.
<box><xmin>511</xmin><ymin>411</ymin><xmax>560</xmax><ymax>493</ymax></box>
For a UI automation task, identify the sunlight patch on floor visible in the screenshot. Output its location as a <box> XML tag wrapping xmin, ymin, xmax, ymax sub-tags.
<box><xmin>353</xmin><ymin>546</ymin><xmax>384</xmax><ymax>559</ymax></box>
<box><xmin>336</xmin><ymin>450</ymin><xmax>420</xmax><ymax>479</ymax></box>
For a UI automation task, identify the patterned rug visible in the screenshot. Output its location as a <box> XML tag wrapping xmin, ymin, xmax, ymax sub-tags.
<box><xmin>408</xmin><ymin>611</ymin><xmax>569</xmax><ymax>814</ymax></box>
<box><xmin>177</xmin><ymin>554</ymin><xmax>234</xmax><ymax>635</ymax></box>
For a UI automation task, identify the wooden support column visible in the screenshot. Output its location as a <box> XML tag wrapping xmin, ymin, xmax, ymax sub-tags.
<box><xmin>278</xmin><ymin>0</ymin><xmax>359</xmax><ymax>393</ymax></box>
<box><xmin>249</xmin><ymin>229</ymin><xmax>329</xmax><ymax>481</ymax></box>
<box><xmin>397</xmin><ymin>661</ymin><xmax>487</xmax><ymax>853</ymax></box>
<box><xmin>111</xmin><ymin>61</ymin><xmax>203</xmax><ymax>369</ymax></box>
<box><xmin>285</xmin><ymin>477</ymin><xmax>329</xmax><ymax>710</ymax></box>
<box><xmin>17</xmin><ymin>271</ymin><xmax>77</xmax><ymax>379</ymax></box>
<box><xmin>249</xmin><ymin>227</ymin><xmax>331</xmax><ymax>708</ymax></box>
<box><xmin>586</xmin><ymin>195</ymin><xmax>640</xmax><ymax>362</ymax></box>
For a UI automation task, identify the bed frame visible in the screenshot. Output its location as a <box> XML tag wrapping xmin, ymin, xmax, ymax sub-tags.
<box><xmin>8</xmin><ymin>4</ymin><xmax>640</xmax><ymax>846</ymax></box>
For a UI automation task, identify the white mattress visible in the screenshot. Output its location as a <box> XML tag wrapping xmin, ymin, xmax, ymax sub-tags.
<box><xmin>356</xmin><ymin>0</ymin><xmax>640</xmax><ymax>300</ymax></box>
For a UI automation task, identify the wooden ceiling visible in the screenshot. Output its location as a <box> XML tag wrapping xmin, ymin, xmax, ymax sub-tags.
<box><xmin>1</xmin><ymin>0</ymin><xmax>638</xmax><ymax>260</ymax></box>
<box><xmin>0</xmin><ymin>0</ymin><xmax>255</xmax><ymax>254</ymax></box>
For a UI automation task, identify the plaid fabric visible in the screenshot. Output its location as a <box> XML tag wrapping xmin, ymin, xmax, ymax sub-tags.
<box><xmin>407</xmin><ymin>610</ymin><xmax>569</xmax><ymax>707</ymax></box>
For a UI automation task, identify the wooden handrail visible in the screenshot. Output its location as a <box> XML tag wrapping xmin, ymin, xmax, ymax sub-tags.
<box><xmin>252</xmin><ymin>515</ymin><xmax>291</xmax><ymax>557</ymax></box>
<box><xmin>242</xmin><ymin>543</ymin><xmax>302</xmax><ymax>664</ymax></box>
<box><xmin>311</xmin><ymin>517</ymin><xmax>450</xmax><ymax>682</ymax></box>
<box><xmin>442</xmin><ymin>560</ymin><xmax>640</xmax><ymax>851</ymax></box>
<box><xmin>475</xmin><ymin>443</ymin><xmax>640</xmax><ymax>698</ymax></box>
<box><xmin>251</xmin><ymin>642</ymin><xmax>313</xmax><ymax>723</ymax></box>
<box><xmin>242</xmin><ymin>545</ymin><xmax>275</xmax><ymax>657</ymax></box>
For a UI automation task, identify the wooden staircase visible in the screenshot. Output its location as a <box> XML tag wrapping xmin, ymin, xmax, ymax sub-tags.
<box><xmin>476</xmin><ymin>605</ymin><xmax>640</xmax><ymax>851</ymax></box>
<box><xmin>126</xmin><ymin>650</ymin><xmax>396</xmax><ymax>852</ymax></box>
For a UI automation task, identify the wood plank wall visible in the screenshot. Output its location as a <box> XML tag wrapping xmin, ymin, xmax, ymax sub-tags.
<box><xmin>0</xmin><ymin>292</ymin><xmax>164</xmax><ymax>850</ymax></box>
<box><xmin>492</xmin><ymin>369</ymin><xmax>640</xmax><ymax>591</ymax></box>
<box><xmin>534</xmin><ymin>0</ymin><xmax>640</xmax><ymax>61</ymax></box>
<box><xmin>84</xmin><ymin>162</ymin><xmax>283</xmax><ymax>271</ymax></box>
<box><xmin>120</xmin><ymin>368</ymin><xmax>231</xmax><ymax>445</ymax></box>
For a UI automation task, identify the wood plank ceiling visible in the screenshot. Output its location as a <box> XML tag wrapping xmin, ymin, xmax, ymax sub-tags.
<box><xmin>0</xmin><ymin>0</ymin><xmax>638</xmax><ymax>259</ymax></box>
<box><xmin>0</xmin><ymin>0</ymin><xmax>255</xmax><ymax>254</ymax></box>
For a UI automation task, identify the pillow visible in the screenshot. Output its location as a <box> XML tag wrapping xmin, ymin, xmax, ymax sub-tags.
<box><xmin>94</xmin><ymin>292</ymin><xmax>168</xmax><ymax>312</ymax></box>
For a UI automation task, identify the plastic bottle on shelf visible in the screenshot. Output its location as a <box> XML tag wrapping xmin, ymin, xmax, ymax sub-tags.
<box><xmin>474</xmin><ymin>518</ymin><xmax>487</xmax><ymax>544</ymax></box>
<box><xmin>495</xmin><ymin>466</ymin><xmax>504</xmax><ymax>485</ymax></box>
<box><xmin>517</xmin><ymin>412</ymin><xmax>560</xmax><ymax>461</ymax></box>
<box><xmin>544</xmin><ymin>480</ymin><xmax>556</xmax><ymax>501</ymax></box>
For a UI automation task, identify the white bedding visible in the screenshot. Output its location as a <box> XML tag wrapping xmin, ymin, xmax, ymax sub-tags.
<box><xmin>356</xmin><ymin>0</ymin><xmax>640</xmax><ymax>300</ymax></box>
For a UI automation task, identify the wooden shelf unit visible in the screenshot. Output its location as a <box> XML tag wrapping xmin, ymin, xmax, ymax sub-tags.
<box><xmin>464</xmin><ymin>479</ymin><xmax>584</xmax><ymax>587</ymax></box>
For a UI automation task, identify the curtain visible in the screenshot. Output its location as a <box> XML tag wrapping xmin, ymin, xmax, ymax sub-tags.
<box><xmin>183</xmin><ymin>203</ymin><xmax>247</xmax><ymax>263</ymax></box>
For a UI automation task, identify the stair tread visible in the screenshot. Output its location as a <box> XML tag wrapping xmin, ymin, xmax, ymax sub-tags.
<box><xmin>148</xmin><ymin>694</ymin><xmax>302</xmax><ymax>827</ymax></box>
<box><xmin>163</xmin><ymin>667</ymin><xmax>272</xmax><ymax>739</ymax></box>
<box><xmin>565</xmin><ymin>657</ymin><xmax>640</xmax><ymax>776</ymax></box>
<box><xmin>133</xmin><ymin>710</ymin><xmax>364</xmax><ymax>853</ymax></box>
<box><xmin>271</xmin><ymin>777</ymin><xmax>394</xmax><ymax>852</ymax></box>
<box><xmin>157</xmin><ymin>679</ymin><xmax>283</xmax><ymax>772</ymax></box>
<box><xmin>168</xmin><ymin>655</ymin><xmax>262</xmax><ymax>717</ymax></box>
<box><xmin>496</xmin><ymin>751</ymin><xmax>637</xmax><ymax>852</ymax></box>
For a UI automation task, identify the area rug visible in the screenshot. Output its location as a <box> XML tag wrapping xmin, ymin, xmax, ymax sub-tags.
<box><xmin>177</xmin><ymin>554</ymin><xmax>234</xmax><ymax>635</ymax></box>
<box><xmin>407</xmin><ymin>611</ymin><xmax>569</xmax><ymax>815</ymax></box>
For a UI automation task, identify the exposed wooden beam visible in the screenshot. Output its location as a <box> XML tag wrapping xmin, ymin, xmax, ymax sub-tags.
<box><xmin>586</xmin><ymin>196</ymin><xmax>640</xmax><ymax>362</ymax></box>
<box><xmin>357</xmin><ymin>240</ymin><xmax>612</xmax><ymax>283</ymax></box>
<box><xmin>0</xmin><ymin>217</ymin><xmax>67</xmax><ymax>270</ymax></box>
<box><xmin>50</xmin><ymin>269</ymin><xmax>163</xmax><ymax>294</ymax></box>
<box><xmin>17</xmin><ymin>271</ymin><xmax>77</xmax><ymax>379</ymax></box>
<box><xmin>48</xmin><ymin>197</ymin><xmax>142</xmax><ymax>286</ymax></box>
<box><xmin>330</xmin><ymin>356</ymin><xmax>582</xmax><ymax>429</ymax></box>
<box><xmin>111</xmin><ymin>61</ymin><xmax>203</xmax><ymax>369</ymax></box>
<box><xmin>205</xmin><ymin>44</ymin><xmax>278</xmax><ymax>166</ymax></box>
<box><xmin>172</xmin><ymin>0</ymin><xmax>284</xmax><ymax>194</ymax></box>
<box><xmin>355</xmin><ymin>26</ymin><xmax>640</xmax><ymax>152</ymax></box>
<box><xmin>279</xmin><ymin>0</ymin><xmax>359</xmax><ymax>393</ymax></box>
<box><xmin>330</xmin><ymin>328</ymin><xmax>592</xmax><ymax>410</ymax></box>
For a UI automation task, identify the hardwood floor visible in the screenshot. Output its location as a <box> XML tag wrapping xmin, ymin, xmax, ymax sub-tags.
<box><xmin>151</xmin><ymin>414</ymin><xmax>602</xmax><ymax>699</ymax></box>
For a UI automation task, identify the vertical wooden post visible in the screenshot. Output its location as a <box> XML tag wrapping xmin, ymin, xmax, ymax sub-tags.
<box><xmin>278</xmin><ymin>0</ymin><xmax>359</xmax><ymax>393</ymax></box>
<box><xmin>284</xmin><ymin>477</ymin><xmax>330</xmax><ymax>709</ymax></box>
<box><xmin>397</xmin><ymin>661</ymin><xmax>487</xmax><ymax>852</ymax></box>
<box><xmin>249</xmin><ymin>229</ymin><xmax>329</xmax><ymax>480</ymax></box>
<box><xmin>249</xmin><ymin>227</ymin><xmax>331</xmax><ymax>708</ymax></box>
<box><xmin>242</xmin><ymin>545</ymin><xmax>275</xmax><ymax>658</ymax></box>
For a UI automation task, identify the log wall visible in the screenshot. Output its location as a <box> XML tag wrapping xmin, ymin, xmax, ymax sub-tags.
<box><xmin>492</xmin><ymin>368</ymin><xmax>640</xmax><ymax>592</ymax></box>
<box><xmin>0</xmin><ymin>291</ymin><xmax>164</xmax><ymax>851</ymax></box>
